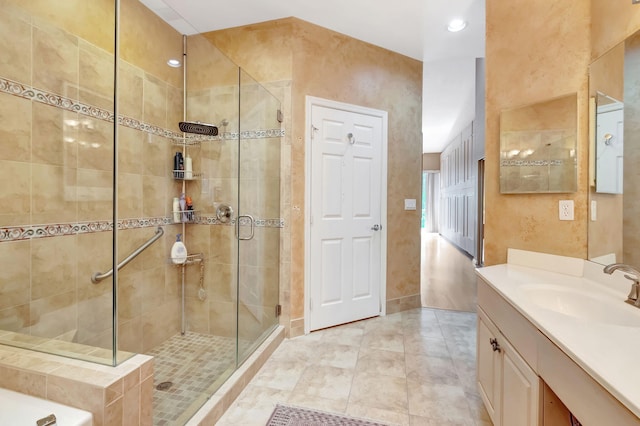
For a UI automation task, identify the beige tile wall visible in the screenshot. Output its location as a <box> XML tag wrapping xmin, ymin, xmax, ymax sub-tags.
<box><xmin>0</xmin><ymin>0</ymin><xmax>187</xmax><ymax>354</ymax></box>
<box><xmin>182</xmin><ymin>33</ymin><xmax>282</xmax><ymax>343</ymax></box>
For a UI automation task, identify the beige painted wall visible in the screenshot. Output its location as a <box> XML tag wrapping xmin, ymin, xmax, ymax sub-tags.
<box><xmin>204</xmin><ymin>18</ymin><xmax>423</xmax><ymax>334</ymax></box>
<box><xmin>423</xmin><ymin>153</ymin><xmax>440</xmax><ymax>171</ymax></box>
<box><xmin>591</xmin><ymin>1</ymin><xmax>640</xmax><ymax>61</ymax></box>
<box><xmin>484</xmin><ymin>1</ymin><xmax>591</xmax><ymax>265</ymax></box>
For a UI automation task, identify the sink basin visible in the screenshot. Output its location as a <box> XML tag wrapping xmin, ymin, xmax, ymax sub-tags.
<box><xmin>520</xmin><ymin>284</ymin><xmax>640</xmax><ymax>327</ymax></box>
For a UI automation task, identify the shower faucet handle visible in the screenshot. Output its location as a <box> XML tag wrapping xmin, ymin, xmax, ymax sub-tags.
<box><xmin>216</xmin><ymin>204</ymin><xmax>234</xmax><ymax>223</ymax></box>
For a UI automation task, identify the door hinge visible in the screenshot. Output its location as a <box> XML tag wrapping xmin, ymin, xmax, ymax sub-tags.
<box><xmin>277</xmin><ymin>109</ymin><xmax>283</xmax><ymax>123</ymax></box>
<box><xmin>275</xmin><ymin>304</ymin><xmax>282</xmax><ymax>317</ymax></box>
<box><xmin>309</xmin><ymin>299</ymin><xmax>313</xmax><ymax>311</ymax></box>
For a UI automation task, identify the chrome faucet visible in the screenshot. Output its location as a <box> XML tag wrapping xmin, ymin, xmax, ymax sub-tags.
<box><xmin>603</xmin><ymin>263</ymin><xmax>640</xmax><ymax>307</ymax></box>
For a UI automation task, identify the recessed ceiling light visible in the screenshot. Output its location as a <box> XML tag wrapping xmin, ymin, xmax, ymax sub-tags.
<box><xmin>447</xmin><ymin>19</ymin><xmax>467</xmax><ymax>32</ymax></box>
<box><xmin>167</xmin><ymin>58</ymin><xmax>181</xmax><ymax>68</ymax></box>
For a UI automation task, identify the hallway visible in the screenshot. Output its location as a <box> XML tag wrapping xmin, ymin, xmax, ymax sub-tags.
<box><xmin>421</xmin><ymin>232</ymin><xmax>478</xmax><ymax>313</ymax></box>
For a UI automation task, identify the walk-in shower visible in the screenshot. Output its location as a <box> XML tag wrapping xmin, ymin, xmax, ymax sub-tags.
<box><xmin>0</xmin><ymin>1</ymin><xmax>282</xmax><ymax>424</ymax></box>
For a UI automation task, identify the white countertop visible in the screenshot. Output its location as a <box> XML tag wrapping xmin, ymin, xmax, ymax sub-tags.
<box><xmin>476</xmin><ymin>249</ymin><xmax>640</xmax><ymax>418</ymax></box>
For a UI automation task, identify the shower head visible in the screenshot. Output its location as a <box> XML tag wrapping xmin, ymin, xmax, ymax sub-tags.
<box><xmin>179</xmin><ymin>121</ymin><xmax>219</xmax><ymax>136</ymax></box>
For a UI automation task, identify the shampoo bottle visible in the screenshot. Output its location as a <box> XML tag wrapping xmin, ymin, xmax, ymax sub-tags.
<box><xmin>179</xmin><ymin>193</ymin><xmax>187</xmax><ymax>222</ymax></box>
<box><xmin>172</xmin><ymin>197</ymin><xmax>180</xmax><ymax>223</ymax></box>
<box><xmin>171</xmin><ymin>234</ymin><xmax>187</xmax><ymax>264</ymax></box>
<box><xmin>185</xmin><ymin>155</ymin><xmax>193</xmax><ymax>179</ymax></box>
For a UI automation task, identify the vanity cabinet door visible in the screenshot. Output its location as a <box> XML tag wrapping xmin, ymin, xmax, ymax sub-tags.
<box><xmin>478</xmin><ymin>306</ymin><xmax>541</xmax><ymax>426</ymax></box>
<box><xmin>477</xmin><ymin>309</ymin><xmax>502</xmax><ymax>426</ymax></box>
<box><xmin>502</xmin><ymin>336</ymin><xmax>541</xmax><ymax>426</ymax></box>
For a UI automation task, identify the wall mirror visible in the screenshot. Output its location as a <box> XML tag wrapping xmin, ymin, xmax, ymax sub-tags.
<box><xmin>588</xmin><ymin>31</ymin><xmax>640</xmax><ymax>266</ymax></box>
<box><xmin>499</xmin><ymin>93</ymin><xmax>578</xmax><ymax>194</ymax></box>
<box><xmin>595</xmin><ymin>92</ymin><xmax>624</xmax><ymax>195</ymax></box>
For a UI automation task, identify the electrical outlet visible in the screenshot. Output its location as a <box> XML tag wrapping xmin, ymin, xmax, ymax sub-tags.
<box><xmin>559</xmin><ymin>200</ymin><xmax>574</xmax><ymax>221</ymax></box>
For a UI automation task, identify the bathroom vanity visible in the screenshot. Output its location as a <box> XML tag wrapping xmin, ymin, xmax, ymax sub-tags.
<box><xmin>476</xmin><ymin>249</ymin><xmax>640</xmax><ymax>426</ymax></box>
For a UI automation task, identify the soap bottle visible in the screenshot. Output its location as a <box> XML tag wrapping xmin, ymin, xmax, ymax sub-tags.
<box><xmin>185</xmin><ymin>195</ymin><xmax>194</xmax><ymax>221</ymax></box>
<box><xmin>172</xmin><ymin>197</ymin><xmax>180</xmax><ymax>223</ymax></box>
<box><xmin>179</xmin><ymin>193</ymin><xmax>187</xmax><ymax>222</ymax></box>
<box><xmin>185</xmin><ymin>154</ymin><xmax>193</xmax><ymax>179</ymax></box>
<box><xmin>171</xmin><ymin>234</ymin><xmax>187</xmax><ymax>264</ymax></box>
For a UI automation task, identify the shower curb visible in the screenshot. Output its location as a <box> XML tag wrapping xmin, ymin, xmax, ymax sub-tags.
<box><xmin>185</xmin><ymin>326</ymin><xmax>285</xmax><ymax>425</ymax></box>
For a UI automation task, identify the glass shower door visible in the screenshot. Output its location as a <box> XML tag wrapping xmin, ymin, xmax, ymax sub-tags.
<box><xmin>236</xmin><ymin>70</ymin><xmax>281</xmax><ymax>363</ymax></box>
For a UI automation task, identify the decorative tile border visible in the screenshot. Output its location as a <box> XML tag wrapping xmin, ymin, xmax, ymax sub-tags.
<box><xmin>500</xmin><ymin>159</ymin><xmax>568</xmax><ymax>167</ymax></box>
<box><xmin>0</xmin><ymin>77</ymin><xmax>113</xmax><ymax>121</ymax></box>
<box><xmin>0</xmin><ymin>216</ymin><xmax>284</xmax><ymax>243</ymax></box>
<box><xmin>0</xmin><ymin>77</ymin><xmax>284</xmax><ymax>142</ymax></box>
<box><xmin>0</xmin><ymin>77</ymin><xmax>285</xmax><ymax>243</ymax></box>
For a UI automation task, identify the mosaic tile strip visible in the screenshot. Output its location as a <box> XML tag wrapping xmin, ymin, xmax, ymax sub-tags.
<box><xmin>194</xmin><ymin>215</ymin><xmax>284</xmax><ymax>228</ymax></box>
<box><xmin>0</xmin><ymin>216</ymin><xmax>284</xmax><ymax>243</ymax></box>
<box><xmin>500</xmin><ymin>159</ymin><xmax>567</xmax><ymax>167</ymax></box>
<box><xmin>0</xmin><ymin>77</ymin><xmax>284</xmax><ymax>142</ymax></box>
<box><xmin>0</xmin><ymin>77</ymin><xmax>114</xmax><ymax>121</ymax></box>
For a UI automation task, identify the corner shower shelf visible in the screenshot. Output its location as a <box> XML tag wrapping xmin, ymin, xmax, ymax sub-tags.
<box><xmin>172</xmin><ymin>170</ymin><xmax>202</xmax><ymax>180</ymax></box>
<box><xmin>169</xmin><ymin>252</ymin><xmax>204</xmax><ymax>266</ymax></box>
<box><xmin>172</xmin><ymin>138</ymin><xmax>202</xmax><ymax>147</ymax></box>
<box><xmin>172</xmin><ymin>210</ymin><xmax>200</xmax><ymax>223</ymax></box>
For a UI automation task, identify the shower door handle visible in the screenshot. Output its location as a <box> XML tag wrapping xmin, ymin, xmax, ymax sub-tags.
<box><xmin>236</xmin><ymin>215</ymin><xmax>255</xmax><ymax>240</ymax></box>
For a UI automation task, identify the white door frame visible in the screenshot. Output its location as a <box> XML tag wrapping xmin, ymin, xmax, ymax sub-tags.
<box><xmin>304</xmin><ymin>96</ymin><xmax>388</xmax><ymax>334</ymax></box>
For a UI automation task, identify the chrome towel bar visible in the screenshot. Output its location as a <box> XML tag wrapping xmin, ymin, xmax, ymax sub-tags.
<box><xmin>92</xmin><ymin>226</ymin><xmax>164</xmax><ymax>284</ymax></box>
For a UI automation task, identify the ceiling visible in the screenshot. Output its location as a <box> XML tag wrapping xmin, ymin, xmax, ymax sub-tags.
<box><xmin>139</xmin><ymin>0</ymin><xmax>485</xmax><ymax>153</ymax></box>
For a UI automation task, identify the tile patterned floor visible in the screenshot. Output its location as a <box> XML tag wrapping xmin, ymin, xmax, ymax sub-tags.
<box><xmin>148</xmin><ymin>333</ymin><xmax>238</xmax><ymax>425</ymax></box>
<box><xmin>218</xmin><ymin>308</ymin><xmax>491</xmax><ymax>426</ymax></box>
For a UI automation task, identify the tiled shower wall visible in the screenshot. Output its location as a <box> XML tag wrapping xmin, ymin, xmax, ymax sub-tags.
<box><xmin>183</xmin><ymin>35</ymin><xmax>282</xmax><ymax>346</ymax></box>
<box><xmin>0</xmin><ymin>0</ymin><xmax>184</xmax><ymax>352</ymax></box>
<box><xmin>0</xmin><ymin>0</ymin><xmax>283</xmax><ymax>358</ymax></box>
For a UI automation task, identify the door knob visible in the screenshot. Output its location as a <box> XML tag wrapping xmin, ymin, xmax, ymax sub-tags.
<box><xmin>371</xmin><ymin>224</ymin><xmax>382</xmax><ymax>231</ymax></box>
<box><xmin>489</xmin><ymin>338</ymin><xmax>501</xmax><ymax>353</ymax></box>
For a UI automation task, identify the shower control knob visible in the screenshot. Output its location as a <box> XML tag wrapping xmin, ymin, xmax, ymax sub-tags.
<box><xmin>371</xmin><ymin>224</ymin><xmax>381</xmax><ymax>231</ymax></box>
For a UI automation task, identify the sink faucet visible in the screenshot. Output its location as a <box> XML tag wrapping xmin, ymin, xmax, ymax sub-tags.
<box><xmin>603</xmin><ymin>263</ymin><xmax>640</xmax><ymax>307</ymax></box>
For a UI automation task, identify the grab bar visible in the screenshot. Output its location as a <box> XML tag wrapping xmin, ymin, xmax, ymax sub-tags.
<box><xmin>92</xmin><ymin>226</ymin><xmax>164</xmax><ymax>284</ymax></box>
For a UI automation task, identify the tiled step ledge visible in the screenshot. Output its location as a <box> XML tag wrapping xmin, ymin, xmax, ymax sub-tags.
<box><xmin>0</xmin><ymin>343</ymin><xmax>154</xmax><ymax>425</ymax></box>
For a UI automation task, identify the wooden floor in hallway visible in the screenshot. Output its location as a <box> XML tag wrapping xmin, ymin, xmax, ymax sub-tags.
<box><xmin>421</xmin><ymin>231</ymin><xmax>478</xmax><ymax>313</ymax></box>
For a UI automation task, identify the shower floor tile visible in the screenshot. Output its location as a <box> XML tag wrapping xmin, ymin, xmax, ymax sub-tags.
<box><xmin>147</xmin><ymin>332</ymin><xmax>241</xmax><ymax>425</ymax></box>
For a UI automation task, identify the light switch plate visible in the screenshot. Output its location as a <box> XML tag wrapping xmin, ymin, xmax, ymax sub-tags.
<box><xmin>590</xmin><ymin>200</ymin><xmax>597</xmax><ymax>221</ymax></box>
<box><xmin>559</xmin><ymin>200</ymin><xmax>574</xmax><ymax>221</ymax></box>
<box><xmin>404</xmin><ymin>199</ymin><xmax>417</xmax><ymax>210</ymax></box>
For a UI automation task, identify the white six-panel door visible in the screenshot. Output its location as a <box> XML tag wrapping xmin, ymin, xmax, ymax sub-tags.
<box><xmin>306</xmin><ymin>99</ymin><xmax>386</xmax><ymax>331</ymax></box>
